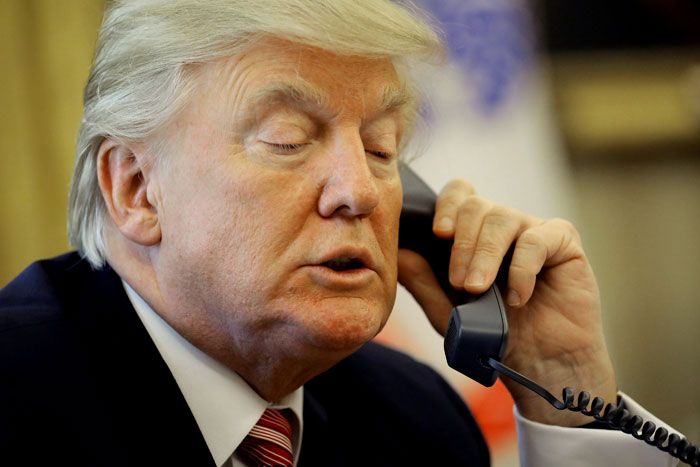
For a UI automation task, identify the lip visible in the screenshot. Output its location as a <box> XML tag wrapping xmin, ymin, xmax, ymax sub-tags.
<box><xmin>314</xmin><ymin>246</ymin><xmax>377</xmax><ymax>272</ymax></box>
<box><xmin>304</xmin><ymin>246</ymin><xmax>379</xmax><ymax>289</ymax></box>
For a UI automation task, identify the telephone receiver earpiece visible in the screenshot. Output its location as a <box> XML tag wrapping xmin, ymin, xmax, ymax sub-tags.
<box><xmin>398</xmin><ymin>164</ymin><xmax>508</xmax><ymax>387</ymax></box>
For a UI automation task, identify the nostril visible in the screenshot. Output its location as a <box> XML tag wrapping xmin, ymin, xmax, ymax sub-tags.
<box><xmin>317</xmin><ymin>165</ymin><xmax>380</xmax><ymax>218</ymax></box>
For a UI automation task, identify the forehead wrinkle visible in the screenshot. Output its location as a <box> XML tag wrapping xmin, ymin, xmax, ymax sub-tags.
<box><xmin>185</xmin><ymin>55</ymin><xmax>258</xmax><ymax>135</ymax></box>
<box><xmin>247</xmin><ymin>81</ymin><xmax>330</xmax><ymax>116</ymax></box>
<box><xmin>247</xmin><ymin>78</ymin><xmax>413</xmax><ymax>121</ymax></box>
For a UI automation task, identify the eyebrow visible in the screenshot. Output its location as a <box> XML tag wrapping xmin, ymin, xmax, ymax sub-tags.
<box><xmin>247</xmin><ymin>80</ymin><xmax>415</xmax><ymax>118</ymax></box>
<box><xmin>377</xmin><ymin>85</ymin><xmax>415</xmax><ymax>115</ymax></box>
<box><xmin>248</xmin><ymin>82</ymin><xmax>329</xmax><ymax>114</ymax></box>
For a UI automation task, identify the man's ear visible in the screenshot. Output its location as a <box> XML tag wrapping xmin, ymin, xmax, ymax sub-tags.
<box><xmin>97</xmin><ymin>138</ymin><xmax>162</xmax><ymax>246</ymax></box>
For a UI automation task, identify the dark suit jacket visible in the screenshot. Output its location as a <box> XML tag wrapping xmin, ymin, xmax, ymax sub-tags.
<box><xmin>0</xmin><ymin>252</ymin><xmax>489</xmax><ymax>466</ymax></box>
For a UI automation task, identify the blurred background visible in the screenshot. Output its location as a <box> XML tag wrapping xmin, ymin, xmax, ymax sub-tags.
<box><xmin>1</xmin><ymin>1</ymin><xmax>698</xmax><ymax>465</ymax></box>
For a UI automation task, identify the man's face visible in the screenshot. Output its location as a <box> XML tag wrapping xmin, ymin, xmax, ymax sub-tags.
<box><xmin>150</xmin><ymin>39</ymin><xmax>406</xmax><ymax>367</ymax></box>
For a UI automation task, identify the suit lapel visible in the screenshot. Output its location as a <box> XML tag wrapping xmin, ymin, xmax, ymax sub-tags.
<box><xmin>69</xmin><ymin>259</ymin><xmax>216</xmax><ymax>465</ymax></box>
<box><xmin>299</xmin><ymin>389</ymin><xmax>341</xmax><ymax>467</ymax></box>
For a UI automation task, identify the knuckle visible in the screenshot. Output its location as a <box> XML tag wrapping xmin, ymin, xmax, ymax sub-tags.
<box><xmin>517</xmin><ymin>231</ymin><xmax>548</xmax><ymax>264</ymax></box>
<box><xmin>447</xmin><ymin>178</ymin><xmax>475</xmax><ymax>194</ymax></box>
<box><xmin>436</xmin><ymin>198</ymin><xmax>460</xmax><ymax>214</ymax></box>
<box><xmin>474</xmin><ymin>241</ymin><xmax>503</xmax><ymax>258</ymax></box>
<box><xmin>485</xmin><ymin>203</ymin><xmax>522</xmax><ymax>224</ymax></box>
<box><xmin>514</xmin><ymin>237</ymin><xmax>545</xmax><ymax>261</ymax></box>
<box><xmin>438</xmin><ymin>179</ymin><xmax>476</xmax><ymax>202</ymax></box>
<box><xmin>518</xmin><ymin>229</ymin><xmax>543</xmax><ymax>248</ymax></box>
<box><xmin>452</xmin><ymin>238</ymin><xmax>476</xmax><ymax>253</ymax></box>
<box><xmin>548</xmin><ymin>217</ymin><xmax>581</xmax><ymax>241</ymax></box>
<box><xmin>509</xmin><ymin>261</ymin><xmax>532</xmax><ymax>274</ymax></box>
<box><xmin>482</xmin><ymin>210</ymin><xmax>513</xmax><ymax>230</ymax></box>
<box><xmin>456</xmin><ymin>196</ymin><xmax>483</xmax><ymax>216</ymax></box>
<box><xmin>508</xmin><ymin>261</ymin><xmax>538</xmax><ymax>279</ymax></box>
<box><xmin>483</xmin><ymin>209</ymin><xmax>523</xmax><ymax>236</ymax></box>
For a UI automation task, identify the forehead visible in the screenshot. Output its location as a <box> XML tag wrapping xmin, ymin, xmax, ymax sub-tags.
<box><xmin>194</xmin><ymin>38</ymin><xmax>411</xmax><ymax>120</ymax></box>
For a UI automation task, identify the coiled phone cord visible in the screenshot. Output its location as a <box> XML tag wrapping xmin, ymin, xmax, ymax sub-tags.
<box><xmin>487</xmin><ymin>357</ymin><xmax>700</xmax><ymax>466</ymax></box>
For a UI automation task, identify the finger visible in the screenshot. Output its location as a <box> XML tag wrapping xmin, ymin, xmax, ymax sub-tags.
<box><xmin>504</xmin><ymin>229</ymin><xmax>547</xmax><ymax>307</ymax></box>
<box><xmin>433</xmin><ymin>179</ymin><xmax>476</xmax><ymax>239</ymax></box>
<box><xmin>397</xmin><ymin>248</ymin><xmax>453</xmax><ymax>335</ymax></box>
<box><xmin>464</xmin><ymin>206</ymin><xmax>533</xmax><ymax>294</ymax></box>
<box><xmin>447</xmin><ymin>196</ymin><xmax>490</xmax><ymax>288</ymax></box>
<box><xmin>506</xmin><ymin>218</ymin><xmax>582</xmax><ymax>307</ymax></box>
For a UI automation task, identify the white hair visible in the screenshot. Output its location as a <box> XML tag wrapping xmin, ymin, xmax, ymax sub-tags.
<box><xmin>68</xmin><ymin>0</ymin><xmax>444</xmax><ymax>267</ymax></box>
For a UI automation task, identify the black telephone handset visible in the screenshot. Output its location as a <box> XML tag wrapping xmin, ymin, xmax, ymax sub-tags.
<box><xmin>398</xmin><ymin>164</ymin><xmax>508</xmax><ymax>387</ymax></box>
<box><xmin>398</xmin><ymin>165</ymin><xmax>699</xmax><ymax>465</ymax></box>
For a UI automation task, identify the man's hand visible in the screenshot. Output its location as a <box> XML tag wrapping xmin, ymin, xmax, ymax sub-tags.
<box><xmin>397</xmin><ymin>179</ymin><xmax>617</xmax><ymax>426</ymax></box>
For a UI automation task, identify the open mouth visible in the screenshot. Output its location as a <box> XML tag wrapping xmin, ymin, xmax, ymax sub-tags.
<box><xmin>321</xmin><ymin>256</ymin><xmax>365</xmax><ymax>272</ymax></box>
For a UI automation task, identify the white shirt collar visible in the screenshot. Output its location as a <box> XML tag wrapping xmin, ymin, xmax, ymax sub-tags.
<box><xmin>122</xmin><ymin>280</ymin><xmax>304</xmax><ymax>467</ymax></box>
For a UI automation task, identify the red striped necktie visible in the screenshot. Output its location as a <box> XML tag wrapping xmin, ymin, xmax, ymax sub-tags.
<box><xmin>238</xmin><ymin>408</ymin><xmax>295</xmax><ymax>467</ymax></box>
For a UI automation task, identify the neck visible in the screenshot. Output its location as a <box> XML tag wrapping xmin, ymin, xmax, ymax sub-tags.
<box><xmin>185</xmin><ymin>327</ymin><xmax>357</xmax><ymax>402</ymax></box>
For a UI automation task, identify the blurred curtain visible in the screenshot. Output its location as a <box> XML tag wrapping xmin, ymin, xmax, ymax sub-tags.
<box><xmin>0</xmin><ymin>0</ymin><xmax>104</xmax><ymax>285</ymax></box>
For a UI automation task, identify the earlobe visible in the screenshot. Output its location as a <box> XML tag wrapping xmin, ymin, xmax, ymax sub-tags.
<box><xmin>97</xmin><ymin>138</ymin><xmax>162</xmax><ymax>246</ymax></box>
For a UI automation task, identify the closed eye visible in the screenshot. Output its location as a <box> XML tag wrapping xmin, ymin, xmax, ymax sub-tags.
<box><xmin>366</xmin><ymin>150</ymin><xmax>394</xmax><ymax>160</ymax></box>
<box><xmin>264</xmin><ymin>142</ymin><xmax>308</xmax><ymax>153</ymax></box>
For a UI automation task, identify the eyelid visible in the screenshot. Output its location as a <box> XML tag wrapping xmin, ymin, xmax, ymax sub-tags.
<box><xmin>263</xmin><ymin>141</ymin><xmax>308</xmax><ymax>153</ymax></box>
<box><xmin>361</xmin><ymin>129</ymin><xmax>398</xmax><ymax>162</ymax></box>
<box><xmin>366</xmin><ymin>149</ymin><xmax>395</xmax><ymax>160</ymax></box>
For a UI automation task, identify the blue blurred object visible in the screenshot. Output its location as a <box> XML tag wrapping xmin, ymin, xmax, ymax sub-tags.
<box><xmin>417</xmin><ymin>0</ymin><xmax>535</xmax><ymax>115</ymax></box>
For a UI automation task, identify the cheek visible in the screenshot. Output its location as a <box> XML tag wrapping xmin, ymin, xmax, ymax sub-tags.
<box><xmin>157</xmin><ymin>153</ymin><xmax>314</xmax><ymax>291</ymax></box>
<box><xmin>377</xmin><ymin>180</ymin><xmax>402</xmax><ymax>269</ymax></box>
<box><xmin>211</xmin><ymin>181</ymin><xmax>305</xmax><ymax>262</ymax></box>
<box><xmin>155</xmin><ymin>173</ymin><xmax>321</xmax><ymax>346</ymax></box>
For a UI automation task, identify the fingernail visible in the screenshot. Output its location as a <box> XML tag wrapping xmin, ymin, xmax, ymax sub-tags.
<box><xmin>506</xmin><ymin>288</ymin><xmax>521</xmax><ymax>306</ymax></box>
<box><xmin>451</xmin><ymin>266</ymin><xmax>467</xmax><ymax>285</ymax></box>
<box><xmin>435</xmin><ymin>217</ymin><xmax>454</xmax><ymax>231</ymax></box>
<box><xmin>466</xmin><ymin>270</ymin><xmax>484</xmax><ymax>287</ymax></box>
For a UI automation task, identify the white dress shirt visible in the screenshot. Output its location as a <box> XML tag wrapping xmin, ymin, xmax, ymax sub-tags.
<box><xmin>124</xmin><ymin>280</ymin><xmax>683</xmax><ymax>467</ymax></box>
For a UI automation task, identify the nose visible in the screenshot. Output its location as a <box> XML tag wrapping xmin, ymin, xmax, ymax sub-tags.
<box><xmin>317</xmin><ymin>131</ymin><xmax>380</xmax><ymax>218</ymax></box>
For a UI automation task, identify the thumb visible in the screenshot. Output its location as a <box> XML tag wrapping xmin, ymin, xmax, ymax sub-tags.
<box><xmin>397</xmin><ymin>248</ymin><xmax>454</xmax><ymax>335</ymax></box>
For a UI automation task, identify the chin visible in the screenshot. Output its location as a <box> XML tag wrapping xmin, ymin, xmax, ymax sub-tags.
<box><xmin>292</xmin><ymin>298</ymin><xmax>391</xmax><ymax>352</ymax></box>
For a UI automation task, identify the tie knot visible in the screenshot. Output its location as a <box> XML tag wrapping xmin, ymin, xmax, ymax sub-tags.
<box><xmin>238</xmin><ymin>408</ymin><xmax>294</xmax><ymax>467</ymax></box>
